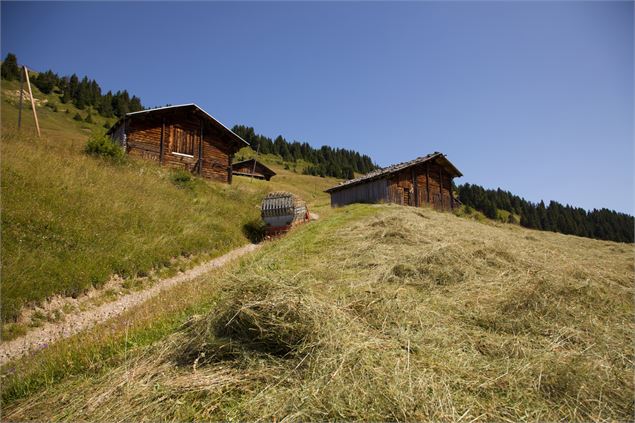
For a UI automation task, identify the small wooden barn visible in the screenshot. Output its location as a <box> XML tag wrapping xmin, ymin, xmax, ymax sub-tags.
<box><xmin>325</xmin><ymin>152</ymin><xmax>463</xmax><ymax>210</ymax></box>
<box><xmin>107</xmin><ymin>104</ymin><xmax>249</xmax><ymax>184</ymax></box>
<box><xmin>231</xmin><ymin>159</ymin><xmax>276</xmax><ymax>181</ymax></box>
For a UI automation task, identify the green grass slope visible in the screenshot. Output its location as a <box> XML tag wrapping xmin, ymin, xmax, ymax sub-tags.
<box><xmin>3</xmin><ymin>204</ymin><xmax>633</xmax><ymax>421</ymax></box>
<box><xmin>0</xmin><ymin>81</ymin><xmax>338</xmax><ymax>330</ymax></box>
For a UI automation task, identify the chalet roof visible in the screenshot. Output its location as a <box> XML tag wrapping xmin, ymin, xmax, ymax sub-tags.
<box><xmin>325</xmin><ymin>152</ymin><xmax>463</xmax><ymax>193</ymax></box>
<box><xmin>231</xmin><ymin>159</ymin><xmax>277</xmax><ymax>177</ymax></box>
<box><xmin>107</xmin><ymin>103</ymin><xmax>249</xmax><ymax>147</ymax></box>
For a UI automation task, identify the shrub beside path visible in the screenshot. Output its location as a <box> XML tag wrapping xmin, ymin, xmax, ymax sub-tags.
<box><xmin>0</xmin><ymin>243</ymin><xmax>261</xmax><ymax>365</ymax></box>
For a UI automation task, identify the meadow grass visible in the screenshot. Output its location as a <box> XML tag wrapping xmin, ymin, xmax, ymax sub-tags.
<box><xmin>3</xmin><ymin>204</ymin><xmax>633</xmax><ymax>421</ymax></box>
<box><xmin>0</xmin><ymin>128</ymin><xmax>264</xmax><ymax>323</ymax></box>
<box><xmin>0</xmin><ymin>204</ymin><xmax>376</xmax><ymax>407</ymax></box>
<box><xmin>0</xmin><ymin>81</ymin><xmax>338</xmax><ymax>329</ymax></box>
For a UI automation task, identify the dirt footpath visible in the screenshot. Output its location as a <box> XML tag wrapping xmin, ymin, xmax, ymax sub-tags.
<box><xmin>0</xmin><ymin>243</ymin><xmax>261</xmax><ymax>365</ymax></box>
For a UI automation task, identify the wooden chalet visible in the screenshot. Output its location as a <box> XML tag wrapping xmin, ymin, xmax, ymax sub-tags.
<box><xmin>325</xmin><ymin>152</ymin><xmax>463</xmax><ymax>210</ymax></box>
<box><xmin>231</xmin><ymin>159</ymin><xmax>276</xmax><ymax>181</ymax></box>
<box><xmin>107</xmin><ymin>104</ymin><xmax>249</xmax><ymax>184</ymax></box>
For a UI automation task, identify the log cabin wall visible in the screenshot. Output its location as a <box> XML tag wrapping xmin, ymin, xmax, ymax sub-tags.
<box><xmin>416</xmin><ymin>162</ymin><xmax>454</xmax><ymax>210</ymax></box>
<box><xmin>233</xmin><ymin>162</ymin><xmax>261</xmax><ymax>177</ymax></box>
<box><xmin>326</xmin><ymin>154</ymin><xmax>460</xmax><ymax>209</ymax></box>
<box><xmin>387</xmin><ymin>171</ymin><xmax>414</xmax><ymax>206</ymax></box>
<box><xmin>329</xmin><ymin>178</ymin><xmax>388</xmax><ymax>207</ymax></box>
<box><xmin>387</xmin><ymin>162</ymin><xmax>455</xmax><ymax>210</ymax></box>
<box><xmin>123</xmin><ymin>114</ymin><xmax>234</xmax><ymax>184</ymax></box>
<box><xmin>331</xmin><ymin>160</ymin><xmax>456</xmax><ymax>210</ymax></box>
<box><xmin>232</xmin><ymin>162</ymin><xmax>273</xmax><ymax>180</ymax></box>
<box><xmin>200</xmin><ymin>127</ymin><xmax>233</xmax><ymax>183</ymax></box>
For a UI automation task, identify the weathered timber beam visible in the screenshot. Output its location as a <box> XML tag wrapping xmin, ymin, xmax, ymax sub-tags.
<box><xmin>159</xmin><ymin>118</ymin><xmax>165</xmax><ymax>165</ymax></box>
<box><xmin>426</xmin><ymin>162</ymin><xmax>430</xmax><ymax>205</ymax></box>
<box><xmin>439</xmin><ymin>167</ymin><xmax>444</xmax><ymax>210</ymax></box>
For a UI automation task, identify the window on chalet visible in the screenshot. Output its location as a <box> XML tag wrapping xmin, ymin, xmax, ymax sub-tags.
<box><xmin>172</xmin><ymin>126</ymin><xmax>197</xmax><ymax>156</ymax></box>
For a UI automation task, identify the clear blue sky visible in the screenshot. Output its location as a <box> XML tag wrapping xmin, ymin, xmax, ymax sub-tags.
<box><xmin>2</xmin><ymin>1</ymin><xmax>633</xmax><ymax>213</ymax></box>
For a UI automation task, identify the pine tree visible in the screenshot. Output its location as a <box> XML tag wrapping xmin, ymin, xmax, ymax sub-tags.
<box><xmin>33</xmin><ymin>70</ymin><xmax>59</xmax><ymax>94</ymax></box>
<box><xmin>483</xmin><ymin>199</ymin><xmax>497</xmax><ymax>219</ymax></box>
<box><xmin>345</xmin><ymin>167</ymin><xmax>355</xmax><ymax>179</ymax></box>
<box><xmin>1</xmin><ymin>53</ymin><xmax>20</xmax><ymax>80</ymax></box>
<box><xmin>68</xmin><ymin>74</ymin><xmax>79</xmax><ymax>99</ymax></box>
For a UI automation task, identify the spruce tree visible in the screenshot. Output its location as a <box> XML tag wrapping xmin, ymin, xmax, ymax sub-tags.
<box><xmin>1</xmin><ymin>53</ymin><xmax>20</xmax><ymax>80</ymax></box>
<box><xmin>483</xmin><ymin>200</ymin><xmax>497</xmax><ymax>219</ymax></box>
<box><xmin>33</xmin><ymin>70</ymin><xmax>59</xmax><ymax>94</ymax></box>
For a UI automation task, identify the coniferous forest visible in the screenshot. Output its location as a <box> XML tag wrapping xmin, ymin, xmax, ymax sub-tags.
<box><xmin>1</xmin><ymin>53</ymin><xmax>143</xmax><ymax>119</ymax></box>
<box><xmin>231</xmin><ymin>125</ymin><xmax>378</xmax><ymax>179</ymax></box>
<box><xmin>457</xmin><ymin>183</ymin><xmax>634</xmax><ymax>243</ymax></box>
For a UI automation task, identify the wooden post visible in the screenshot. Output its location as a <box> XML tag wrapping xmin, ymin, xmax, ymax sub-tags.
<box><xmin>159</xmin><ymin>118</ymin><xmax>165</xmax><ymax>165</ymax></box>
<box><xmin>411</xmin><ymin>167</ymin><xmax>418</xmax><ymax>207</ymax></box>
<box><xmin>450</xmin><ymin>178</ymin><xmax>455</xmax><ymax>209</ymax></box>
<box><xmin>228</xmin><ymin>154</ymin><xmax>233</xmax><ymax>184</ymax></box>
<box><xmin>198</xmin><ymin>123</ymin><xmax>203</xmax><ymax>176</ymax></box>
<box><xmin>426</xmin><ymin>162</ymin><xmax>430</xmax><ymax>205</ymax></box>
<box><xmin>17</xmin><ymin>68</ymin><xmax>24</xmax><ymax>129</ymax></box>
<box><xmin>439</xmin><ymin>168</ymin><xmax>444</xmax><ymax>210</ymax></box>
<box><xmin>23</xmin><ymin>66</ymin><xmax>41</xmax><ymax>137</ymax></box>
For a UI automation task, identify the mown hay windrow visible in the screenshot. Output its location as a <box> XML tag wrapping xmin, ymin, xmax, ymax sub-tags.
<box><xmin>4</xmin><ymin>204</ymin><xmax>633</xmax><ymax>422</ymax></box>
<box><xmin>175</xmin><ymin>278</ymin><xmax>329</xmax><ymax>363</ymax></box>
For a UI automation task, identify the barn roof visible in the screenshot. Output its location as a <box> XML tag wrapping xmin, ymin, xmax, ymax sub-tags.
<box><xmin>231</xmin><ymin>159</ymin><xmax>277</xmax><ymax>177</ymax></box>
<box><xmin>325</xmin><ymin>152</ymin><xmax>462</xmax><ymax>193</ymax></box>
<box><xmin>106</xmin><ymin>103</ymin><xmax>249</xmax><ymax>147</ymax></box>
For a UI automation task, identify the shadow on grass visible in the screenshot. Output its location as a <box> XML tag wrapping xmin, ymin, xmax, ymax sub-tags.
<box><xmin>242</xmin><ymin>219</ymin><xmax>266</xmax><ymax>244</ymax></box>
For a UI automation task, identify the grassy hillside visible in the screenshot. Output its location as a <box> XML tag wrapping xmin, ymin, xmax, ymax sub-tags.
<box><xmin>0</xmin><ymin>81</ymin><xmax>338</xmax><ymax>332</ymax></box>
<box><xmin>3</xmin><ymin>204</ymin><xmax>632</xmax><ymax>421</ymax></box>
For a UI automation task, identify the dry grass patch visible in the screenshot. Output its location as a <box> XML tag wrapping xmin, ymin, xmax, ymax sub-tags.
<box><xmin>3</xmin><ymin>204</ymin><xmax>633</xmax><ymax>421</ymax></box>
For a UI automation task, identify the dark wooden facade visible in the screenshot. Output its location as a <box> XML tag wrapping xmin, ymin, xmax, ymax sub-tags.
<box><xmin>107</xmin><ymin>104</ymin><xmax>248</xmax><ymax>184</ymax></box>
<box><xmin>231</xmin><ymin>159</ymin><xmax>276</xmax><ymax>181</ymax></box>
<box><xmin>326</xmin><ymin>153</ymin><xmax>462</xmax><ymax>210</ymax></box>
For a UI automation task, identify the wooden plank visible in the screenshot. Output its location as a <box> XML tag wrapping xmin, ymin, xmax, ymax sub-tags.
<box><xmin>411</xmin><ymin>167</ymin><xmax>418</xmax><ymax>207</ymax></box>
<box><xmin>439</xmin><ymin>167</ymin><xmax>444</xmax><ymax>210</ymax></box>
<box><xmin>199</xmin><ymin>122</ymin><xmax>203</xmax><ymax>175</ymax></box>
<box><xmin>23</xmin><ymin>66</ymin><xmax>41</xmax><ymax>137</ymax></box>
<box><xmin>228</xmin><ymin>153</ymin><xmax>233</xmax><ymax>184</ymax></box>
<box><xmin>127</xmin><ymin>141</ymin><xmax>160</xmax><ymax>153</ymax></box>
<box><xmin>426</xmin><ymin>162</ymin><xmax>430</xmax><ymax>205</ymax></box>
<box><xmin>159</xmin><ymin>118</ymin><xmax>165</xmax><ymax>164</ymax></box>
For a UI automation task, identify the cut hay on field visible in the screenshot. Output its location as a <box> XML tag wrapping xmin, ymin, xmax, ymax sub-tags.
<box><xmin>4</xmin><ymin>205</ymin><xmax>633</xmax><ymax>421</ymax></box>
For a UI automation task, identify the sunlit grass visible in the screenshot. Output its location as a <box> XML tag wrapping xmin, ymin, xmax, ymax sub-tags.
<box><xmin>0</xmin><ymin>82</ymin><xmax>338</xmax><ymax>327</ymax></box>
<box><xmin>3</xmin><ymin>204</ymin><xmax>633</xmax><ymax>421</ymax></box>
